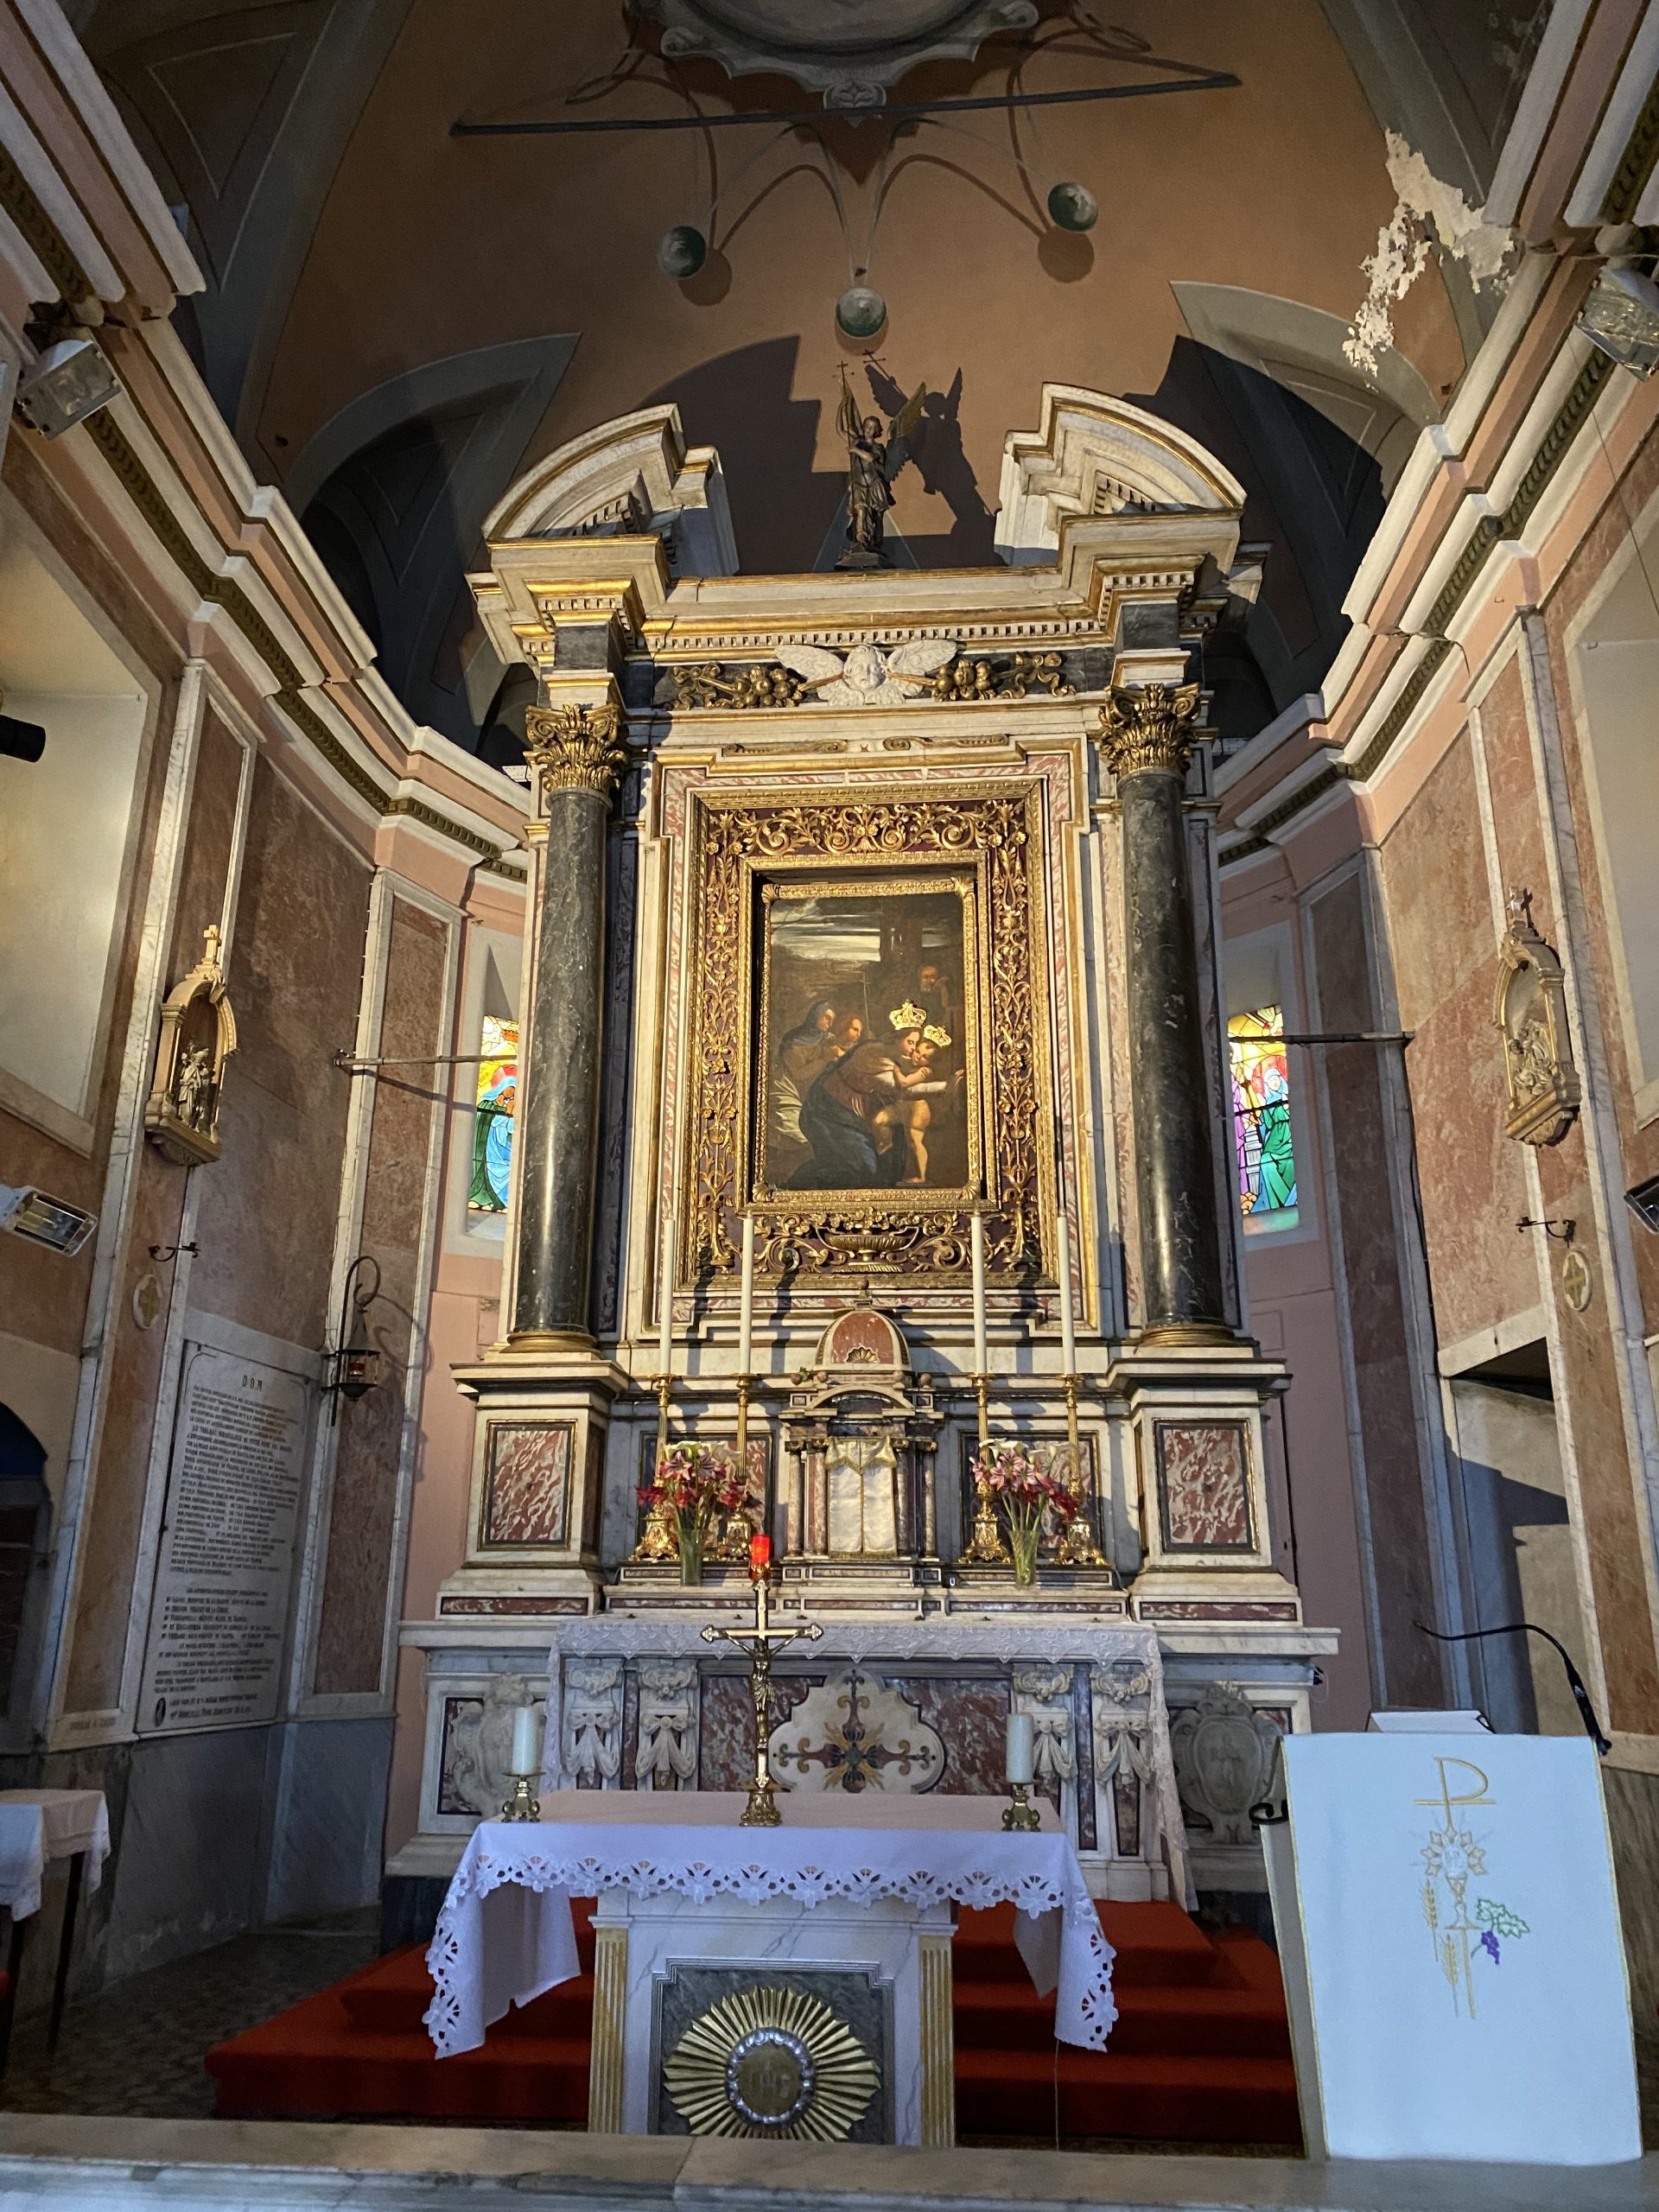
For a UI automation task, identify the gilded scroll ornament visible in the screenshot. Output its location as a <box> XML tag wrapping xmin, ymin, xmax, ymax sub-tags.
<box><xmin>1096</xmin><ymin>679</ymin><xmax>1201</xmax><ymax>778</ymax></box>
<box><xmin>667</xmin><ymin>663</ymin><xmax>807</xmax><ymax>710</ymax></box>
<box><xmin>1494</xmin><ymin>887</ymin><xmax>1580</xmax><ymax>1146</ymax></box>
<box><xmin>524</xmin><ymin>700</ymin><xmax>628</xmax><ymax>796</ymax></box>
<box><xmin>931</xmin><ymin>651</ymin><xmax>1074</xmax><ymax>701</ymax></box>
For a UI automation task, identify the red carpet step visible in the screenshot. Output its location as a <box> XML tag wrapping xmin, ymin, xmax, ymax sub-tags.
<box><xmin>206</xmin><ymin>1897</ymin><xmax>1299</xmax><ymax>2145</ymax></box>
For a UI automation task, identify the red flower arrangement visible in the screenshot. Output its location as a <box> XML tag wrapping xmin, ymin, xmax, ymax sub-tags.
<box><xmin>969</xmin><ymin>1439</ymin><xmax>1077</xmax><ymax>1584</ymax></box>
<box><xmin>639</xmin><ymin>1440</ymin><xmax>747</xmax><ymax>1586</ymax></box>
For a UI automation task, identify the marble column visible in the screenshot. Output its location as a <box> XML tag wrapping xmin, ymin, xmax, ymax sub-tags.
<box><xmin>510</xmin><ymin>699</ymin><xmax>627</xmax><ymax>1348</ymax></box>
<box><xmin>1098</xmin><ymin>681</ymin><xmax>1230</xmax><ymax>1344</ymax></box>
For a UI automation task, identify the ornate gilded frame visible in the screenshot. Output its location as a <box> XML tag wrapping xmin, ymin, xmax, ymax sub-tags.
<box><xmin>755</xmin><ymin>870</ymin><xmax>982</xmax><ymax>1200</ymax></box>
<box><xmin>681</xmin><ymin>781</ymin><xmax>1054</xmax><ymax>1288</ymax></box>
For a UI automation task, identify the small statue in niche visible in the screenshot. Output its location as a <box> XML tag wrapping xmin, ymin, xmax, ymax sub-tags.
<box><xmin>836</xmin><ymin>365</ymin><xmax>925</xmax><ymax>569</ymax></box>
<box><xmin>1494</xmin><ymin>888</ymin><xmax>1580</xmax><ymax>1147</ymax></box>
<box><xmin>144</xmin><ymin>925</ymin><xmax>238</xmax><ymax>1167</ymax></box>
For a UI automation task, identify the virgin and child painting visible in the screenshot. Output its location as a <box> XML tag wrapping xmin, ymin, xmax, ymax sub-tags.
<box><xmin>758</xmin><ymin>880</ymin><xmax>973</xmax><ymax>1192</ymax></box>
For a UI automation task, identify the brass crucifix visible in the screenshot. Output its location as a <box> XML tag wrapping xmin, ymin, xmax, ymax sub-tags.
<box><xmin>702</xmin><ymin>1573</ymin><xmax>823</xmax><ymax>1827</ymax></box>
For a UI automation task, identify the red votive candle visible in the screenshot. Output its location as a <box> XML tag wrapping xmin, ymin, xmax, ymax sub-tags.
<box><xmin>749</xmin><ymin>1531</ymin><xmax>772</xmax><ymax>1579</ymax></box>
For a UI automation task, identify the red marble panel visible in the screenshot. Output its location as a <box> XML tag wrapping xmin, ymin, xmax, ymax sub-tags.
<box><xmin>483</xmin><ymin>1423</ymin><xmax>572</xmax><ymax>1547</ymax></box>
<box><xmin>1156</xmin><ymin>1423</ymin><xmax>1251</xmax><ymax>1549</ymax></box>
<box><xmin>887</xmin><ymin>1675</ymin><xmax>1009</xmax><ymax>1796</ymax></box>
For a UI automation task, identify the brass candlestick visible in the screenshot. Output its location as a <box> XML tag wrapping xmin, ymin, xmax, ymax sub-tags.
<box><xmin>1055</xmin><ymin>1371</ymin><xmax>1111</xmax><ymax>1573</ymax></box>
<box><xmin>500</xmin><ymin>1770</ymin><xmax>542</xmax><ymax>1822</ymax></box>
<box><xmin>702</xmin><ymin>1571</ymin><xmax>822</xmax><ymax>1826</ymax></box>
<box><xmin>1001</xmin><ymin>1783</ymin><xmax>1041</xmax><ymax>1833</ymax></box>
<box><xmin>656</xmin><ymin>1370</ymin><xmax>672</xmax><ymax>1459</ymax></box>
<box><xmin>976</xmin><ymin>1371</ymin><xmax>989</xmax><ymax>1446</ymax></box>
<box><xmin>961</xmin><ymin>1372</ymin><xmax>1010</xmax><ymax>1566</ymax></box>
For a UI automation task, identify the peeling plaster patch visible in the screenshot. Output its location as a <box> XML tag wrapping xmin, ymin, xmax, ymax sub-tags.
<box><xmin>1345</xmin><ymin>130</ymin><xmax>1516</xmax><ymax>372</ymax></box>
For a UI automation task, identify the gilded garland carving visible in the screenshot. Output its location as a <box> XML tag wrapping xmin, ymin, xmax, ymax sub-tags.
<box><xmin>683</xmin><ymin>786</ymin><xmax>1051</xmax><ymax>1287</ymax></box>
<box><xmin>1096</xmin><ymin>680</ymin><xmax>1200</xmax><ymax>778</ymax></box>
<box><xmin>660</xmin><ymin>648</ymin><xmax>1077</xmax><ymax>711</ymax></box>
<box><xmin>524</xmin><ymin>701</ymin><xmax>628</xmax><ymax>795</ymax></box>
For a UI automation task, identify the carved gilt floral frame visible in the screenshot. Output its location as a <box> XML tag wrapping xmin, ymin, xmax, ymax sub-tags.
<box><xmin>680</xmin><ymin>781</ymin><xmax>1055</xmax><ymax>1289</ymax></box>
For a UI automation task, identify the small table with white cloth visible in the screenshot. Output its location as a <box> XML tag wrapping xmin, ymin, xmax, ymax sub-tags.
<box><xmin>0</xmin><ymin>1789</ymin><xmax>111</xmax><ymax>2066</ymax></box>
<box><xmin>425</xmin><ymin>1789</ymin><xmax>1113</xmax><ymax>2145</ymax></box>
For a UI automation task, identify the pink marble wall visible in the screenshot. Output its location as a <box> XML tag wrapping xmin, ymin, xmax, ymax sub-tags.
<box><xmin>312</xmin><ymin>895</ymin><xmax>449</xmax><ymax>1697</ymax></box>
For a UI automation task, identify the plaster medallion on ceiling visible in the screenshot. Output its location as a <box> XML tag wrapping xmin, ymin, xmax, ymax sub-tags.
<box><xmin>639</xmin><ymin>0</ymin><xmax>1038</xmax><ymax>106</ymax></box>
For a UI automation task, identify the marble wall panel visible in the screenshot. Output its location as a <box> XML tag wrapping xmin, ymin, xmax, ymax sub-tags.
<box><xmin>696</xmin><ymin>1672</ymin><xmax>757</xmax><ymax>1792</ymax></box>
<box><xmin>1308</xmin><ymin>867</ymin><xmax>1442</xmax><ymax>1706</ymax></box>
<box><xmin>482</xmin><ymin>1423</ymin><xmax>572</xmax><ymax>1547</ymax></box>
<box><xmin>190</xmin><ymin>757</ymin><xmax>370</xmax><ymax>1351</ymax></box>
<box><xmin>313</xmin><ymin>896</ymin><xmax>448</xmax><ymax>1698</ymax></box>
<box><xmin>167</xmin><ymin>709</ymin><xmax>242</xmax><ymax>970</ymax></box>
<box><xmin>887</xmin><ymin>1676</ymin><xmax>1007</xmax><ymax>1796</ymax></box>
<box><xmin>1156</xmin><ymin>1423</ymin><xmax>1251</xmax><ymax>1548</ymax></box>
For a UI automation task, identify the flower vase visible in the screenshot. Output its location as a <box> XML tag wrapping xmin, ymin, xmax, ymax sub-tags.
<box><xmin>1007</xmin><ymin>1517</ymin><xmax>1041</xmax><ymax>1587</ymax></box>
<box><xmin>677</xmin><ymin>1514</ymin><xmax>705</xmax><ymax>1587</ymax></box>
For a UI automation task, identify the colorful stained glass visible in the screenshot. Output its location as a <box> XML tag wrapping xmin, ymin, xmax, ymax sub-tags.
<box><xmin>469</xmin><ymin>1015</ymin><xmax>518</xmax><ymax>1213</ymax></box>
<box><xmin>1229</xmin><ymin>1006</ymin><xmax>1298</xmax><ymax>1229</ymax></box>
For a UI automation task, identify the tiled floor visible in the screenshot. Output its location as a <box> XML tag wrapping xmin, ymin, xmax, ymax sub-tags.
<box><xmin>0</xmin><ymin>1910</ymin><xmax>379</xmax><ymax>2120</ymax></box>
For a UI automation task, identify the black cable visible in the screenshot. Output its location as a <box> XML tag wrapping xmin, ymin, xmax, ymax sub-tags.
<box><xmin>1416</xmin><ymin>1621</ymin><xmax>1611</xmax><ymax>1755</ymax></box>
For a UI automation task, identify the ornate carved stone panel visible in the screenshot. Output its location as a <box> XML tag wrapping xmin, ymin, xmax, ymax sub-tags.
<box><xmin>1168</xmin><ymin>1682</ymin><xmax>1281</xmax><ymax>1846</ymax></box>
<box><xmin>769</xmin><ymin>1666</ymin><xmax>944</xmax><ymax>1794</ymax></box>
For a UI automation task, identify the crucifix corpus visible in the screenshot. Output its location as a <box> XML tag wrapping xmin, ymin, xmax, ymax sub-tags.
<box><xmin>702</xmin><ymin>1535</ymin><xmax>823</xmax><ymax>1826</ymax></box>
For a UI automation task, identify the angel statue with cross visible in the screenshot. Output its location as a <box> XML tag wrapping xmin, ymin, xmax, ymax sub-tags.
<box><xmin>836</xmin><ymin>364</ymin><xmax>925</xmax><ymax>569</ymax></box>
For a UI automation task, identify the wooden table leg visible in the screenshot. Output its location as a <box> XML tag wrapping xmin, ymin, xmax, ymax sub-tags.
<box><xmin>0</xmin><ymin>1910</ymin><xmax>29</xmax><ymax>2075</ymax></box>
<box><xmin>47</xmin><ymin>1852</ymin><xmax>83</xmax><ymax>2055</ymax></box>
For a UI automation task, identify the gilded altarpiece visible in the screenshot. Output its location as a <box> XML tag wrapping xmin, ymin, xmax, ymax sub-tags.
<box><xmin>677</xmin><ymin>781</ymin><xmax>1058</xmax><ymax>1294</ymax></box>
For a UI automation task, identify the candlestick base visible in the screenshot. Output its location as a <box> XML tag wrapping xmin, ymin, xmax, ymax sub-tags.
<box><xmin>499</xmin><ymin>1770</ymin><xmax>542</xmax><ymax>1822</ymax></box>
<box><xmin>740</xmin><ymin>1777</ymin><xmax>783</xmax><ymax>1827</ymax></box>
<box><xmin>1001</xmin><ymin>1782</ymin><xmax>1041</xmax><ymax>1833</ymax></box>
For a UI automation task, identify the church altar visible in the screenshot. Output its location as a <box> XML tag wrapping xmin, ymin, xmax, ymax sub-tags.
<box><xmin>537</xmin><ymin>1617</ymin><xmax>1190</xmax><ymax>1904</ymax></box>
<box><xmin>424</xmin><ymin>1790</ymin><xmax>1111</xmax><ymax>2145</ymax></box>
<box><xmin>391</xmin><ymin>386</ymin><xmax>1342</xmax><ymax>1934</ymax></box>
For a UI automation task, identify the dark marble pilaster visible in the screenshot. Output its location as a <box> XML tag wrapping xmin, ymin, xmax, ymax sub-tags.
<box><xmin>511</xmin><ymin>700</ymin><xmax>627</xmax><ymax>1346</ymax></box>
<box><xmin>1099</xmin><ymin>682</ymin><xmax>1230</xmax><ymax>1344</ymax></box>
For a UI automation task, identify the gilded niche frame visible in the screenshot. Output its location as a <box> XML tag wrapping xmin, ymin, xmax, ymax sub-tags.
<box><xmin>680</xmin><ymin>782</ymin><xmax>1055</xmax><ymax>1289</ymax></box>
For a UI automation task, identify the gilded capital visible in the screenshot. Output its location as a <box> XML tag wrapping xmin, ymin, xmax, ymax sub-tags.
<box><xmin>1096</xmin><ymin>681</ymin><xmax>1201</xmax><ymax>779</ymax></box>
<box><xmin>524</xmin><ymin>701</ymin><xmax>628</xmax><ymax>798</ymax></box>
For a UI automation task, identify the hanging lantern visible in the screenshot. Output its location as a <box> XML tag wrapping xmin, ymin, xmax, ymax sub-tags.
<box><xmin>658</xmin><ymin>224</ymin><xmax>709</xmax><ymax>278</ymax></box>
<box><xmin>1047</xmin><ymin>181</ymin><xmax>1098</xmax><ymax>232</ymax></box>
<box><xmin>836</xmin><ymin>284</ymin><xmax>887</xmax><ymax>340</ymax></box>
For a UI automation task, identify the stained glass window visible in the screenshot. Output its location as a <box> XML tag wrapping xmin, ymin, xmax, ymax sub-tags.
<box><xmin>1228</xmin><ymin>1006</ymin><xmax>1298</xmax><ymax>1231</ymax></box>
<box><xmin>468</xmin><ymin>1015</ymin><xmax>518</xmax><ymax>1213</ymax></box>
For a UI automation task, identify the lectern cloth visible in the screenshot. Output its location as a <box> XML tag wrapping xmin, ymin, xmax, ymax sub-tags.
<box><xmin>425</xmin><ymin>1801</ymin><xmax>1114</xmax><ymax>2058</ymax></box>
<box><xmin>0</xmin><ymin>1790</ymin><xmax>111</xmax><ymax>1920</ymax></box>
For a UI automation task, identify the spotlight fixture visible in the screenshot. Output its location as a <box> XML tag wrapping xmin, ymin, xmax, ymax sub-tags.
<box><xmin>1576</xmin><ymin>228</ymin><xmax>1659</xmax><ymax>377</ymax></box>
<box><xmin>0</xmin><ymin>1183</ymin><xmax>96</xmax><ymax>1257</ymax></box>
<box><xmin>1625</xmin><ymin>1172</ymin><xmax>1659</xmax><ymax>1234</ymax></box>
<box><xmin>324</xmin><ymin>1255</ymin><xmax>386</xmax><ymax>1421</ymax></box>
<box><xmin>0</xmin><ymin>690</ymin><xmax>45</xmax><ymax>764</ymax></box>
<box><xmin>1046</xmin><ymin>181</ymin><xmax>1098</xmax><ymax>232</ymax></box>
<box><xmin>14</xmin><ymin>335</ymin><xmax>123</xmax><ymax>439</ymax></box>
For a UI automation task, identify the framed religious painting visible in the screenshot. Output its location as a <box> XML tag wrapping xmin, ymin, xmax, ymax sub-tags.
<box><xmin>756</xmin><ymin>874</ymin><xmax>982</xmax><ymax>1201</ymax></box>
<box><xmin>678</xmin><ymin>781</ymin><xmax>1057</xmax><ymax>1292</ymax></box>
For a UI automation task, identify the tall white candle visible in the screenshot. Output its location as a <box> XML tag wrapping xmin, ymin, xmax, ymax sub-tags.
<box><xmin>1006</xmin><ymin>1711</ymin><xmax>1034</xmax><ymax>1787</ymax></box>
<box><xmin>738</xmin><ymin>1211</ymin><xmax>755</xmax><ymax>1375</ymax></box>
<box><xmin>970</xmin><ymin>1211</ymin><xmax>988</xmax><ymax>1376</ymax></box>
<box><xmin>658</xmin><ymin>1211</ymin><xmax>676</xmax><ymax>1376</ymax></box>
<box><xmin>510</xmin><ymin>1703</ymin><xmax>540</xmax><ymax>1777</ymax></box>
<box><xmin>1055</xmin><ymin>1209</ymin><xmax>1076</xmax><ymax>1373</ymax></box>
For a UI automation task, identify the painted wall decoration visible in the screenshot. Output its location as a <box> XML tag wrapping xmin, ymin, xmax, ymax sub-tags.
<box><xmin>469</xmin><ymin>1014</ymin><xmax>518</xmax><ymax>1212</ymax></box>
<box><xmin>760</xmin><ymin>879</ymin><xmax>974</xmax><ymax>1194</ymax></box>
<box><xmin>1228</xmin><ymin>1004</ymin><xmax>1298</xmax><ymax>1230</ymax></box>
<box><xmin>1156</xmin><ymin>1422</ymin><xmax>1253</xmax><ymax>1550</ymax></box>
<box><xmin>481</xmin><ymin>1421</ymin><xmax>573</xmax><ymax>1548</ymax></box>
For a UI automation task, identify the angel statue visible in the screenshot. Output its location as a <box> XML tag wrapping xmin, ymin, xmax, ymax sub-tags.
<box><xmin>837</xmin><ymin>365</ymin><xmax>926</xmax><ymax>569</ymax></box>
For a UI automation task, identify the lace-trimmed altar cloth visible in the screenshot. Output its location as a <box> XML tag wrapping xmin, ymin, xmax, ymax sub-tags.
<box><xmin>423</xmin><ymin>1791</ymin><xmax>1116</xmax><ymax>2057</ymax></box>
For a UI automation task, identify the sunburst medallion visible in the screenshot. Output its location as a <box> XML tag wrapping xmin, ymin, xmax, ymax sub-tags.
<box><xmin>662</xmin><ymin>1984</ymin><xmax>880</xmax><ymax>2139</ymax></box>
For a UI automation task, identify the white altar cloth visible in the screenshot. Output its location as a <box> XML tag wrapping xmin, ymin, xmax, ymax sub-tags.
<box><xmin>424</xmin><ymin>1789</ymin><xmax>1113</xmax><ymax>2058</ymax></box>
<box><xmin>0</xmin><ymin>1791</ymin><xmax>110</xmax><ymax>1920</ymax></box>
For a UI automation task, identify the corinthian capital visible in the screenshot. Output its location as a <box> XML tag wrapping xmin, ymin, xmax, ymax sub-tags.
<box><xmin>524</xmin><ymin>701</ymin><xmax>628</xmax><ymax>798</ymax></box>
<box><xmin>1096</xmin><ymin>681</ymin><xmax>1201</xmax><ymax>779</ymax></box>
